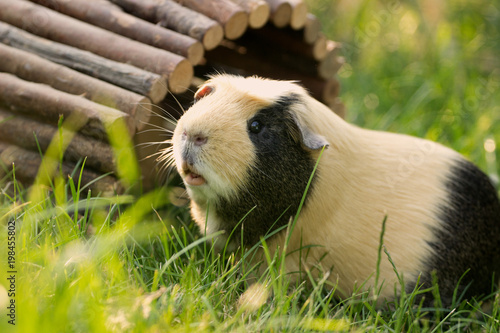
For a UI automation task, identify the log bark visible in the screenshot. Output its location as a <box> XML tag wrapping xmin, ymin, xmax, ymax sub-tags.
<box><xmin>0</xmin><ymin>73</ymin><xmax>135</xmax><ymax>141</ymax></box>
<box><xmin>0</xmin><ymin>43</ymin><xmax>152</xmax><ymax>129</ymax></box>
<box><xmin>303</xmin><ymin>14</ymin><xmax>322</xmax><ymax>44</ymax></box>
<box><xmin>0</xmin><ymin>142</ymin><xmax>122</xmax><ymax>195</ymax></box>
<box><xmin>173</xmin><ymin>0</ymin><xmax>248</xmax><ymax>40</ymax></box>
<box><xmin>266</xmin><ymin>0</ymin><xmax>291</xmax><ymax>28</ymax></box>
<box><xmin>0</xmin><ymin>109</ymin><xmax>116</xmax><ymax>174</ymax></box>
<box><xmin>269</xmin><ymin>14</ymin><xmax>322</xmax><ymax>45</ymax></box>
<box><xmin>0</xmin><ymin>22</ymin><xmax>167</xmax><ymax>103</ymax></box>
<box><xmin>318</xmin><ymin>44</ymin><xmax>345</xmax><ymax>80</ymax></box>
<box><xmin>311</xmin><ymin>35</ymin><xmax>328</xmax><ymax>61</ymax></box>
<box><xmin>110</xmin><ymin>0</ymin><xmax>224</xmax><ymax>51</ymax></box>
<box><xmin>0</xmin><ymin>0</ymin><xmax>193</xmax><ymax>94</ymax></box>
<box><xmin>287</xmin><ymin>0</ymin><xmax>307</xmax><ymax>30</ymax></box>
<box><xmin>231</xmin><ymin>0</ymin><xmax>270</xmax><ymax>29</ymax></box>
<box><xmin>30</xmin><ymin>0</ymin><xmax>204</xmax><ymax>65</ymax></box>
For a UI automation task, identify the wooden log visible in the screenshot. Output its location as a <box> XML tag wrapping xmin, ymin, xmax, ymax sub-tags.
<box><xmin>230</xmin><ymin>0</ymin><xmax>270</xmax><ymax>29</ymax></box>
<box><xmin>0</xmin><ymin>22</ymin><xmax>167</xmax><ymax>103</ymax></box>
<box><xmin>0</xmin><ymin>0</ymin><xmax>193</xmax><ymax>94</ymax></box>
<box><xmin>267</xmin><ymin>14</ymin><xmax>322</xmax><ymax>45</ymax></box>
<box><xmin>0</xmin><ymin>73</ymin><xmax>135</xmax><ymax>141</ymax></box>
<box><xmin>311</xmin><ymin>35</ymin><xmax>328</xmax><ymax>61</ymax></box>
<box><xmin>287</xmin><ymin>0</ymin><xmax>308</xmax><ymax>30</ymax></box>
<box><xmin>303</xmin><ymin>13</ymin><xmax>322</xmax><ymax>44</ymax></box>
<box><xmin>156</xmin><ymin>1</ymin><xmax>224</xmax><ymax>50</ymax></box>
<box><xmin>0</xmin><ymin>109</ymin><xmax>116</xmax><ymax>174</ymax></box>
<box><xmin>173</xmin><ymin>0</ymin><xmax>248</xmax><ymax>40</ymax></box>
<box><xmin>30</xmin><ymin>0</ymin><xmax>204</xmax><ymax>65</ymax></box>
<box><xmin>318</xmin><ymin>44</ymin><xmax>345</xmax><ymax>80</ymax></box>
<box><xmin>266</xmin><ymin>0</ymin><xmax>292</xmax><ymax>28</ymax></box>
<box><xmin>0</xmin><ymin>43</ymin><xmax>152</xmax><ymax>129</ymax></box>
<box><xmin>0</xmin><ymin>142</ymin><xmax>122</xmax><ymax>195</ymax></box>
<box><xmin>110</xmin><ymin>0</ymin><xmax>224</xmax><ymax>51</ymax></box>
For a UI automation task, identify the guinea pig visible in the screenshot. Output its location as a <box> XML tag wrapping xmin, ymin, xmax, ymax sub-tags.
<box><xmin>169</xmin><ymin>74</ymin><xmax>500</xmax><ymax>306</ymax></box>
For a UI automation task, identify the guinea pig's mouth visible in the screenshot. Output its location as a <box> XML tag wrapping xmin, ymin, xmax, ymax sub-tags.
<box><xmin>181</xmin><ymin>162</ymin><xmax>206</xmax><ymax>186</ymax></box>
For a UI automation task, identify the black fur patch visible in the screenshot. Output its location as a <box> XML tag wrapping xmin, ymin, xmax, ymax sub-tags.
<box><xmin>214</xmin><ymin>95</ymin><xmax>317</xmax><ymax>247</ymax></box>
<box><xmin>419</xmin><ymin>159</ymin><xmax>500</xmax><ymax>306</ymax></box>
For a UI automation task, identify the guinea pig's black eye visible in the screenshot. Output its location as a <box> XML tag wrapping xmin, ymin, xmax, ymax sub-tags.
<box><xmin>249</xmin><ymin>120</ymin><xmax>263</xmax><ymax>134</ymax></box>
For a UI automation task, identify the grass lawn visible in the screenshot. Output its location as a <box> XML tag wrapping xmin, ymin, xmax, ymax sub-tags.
<box><xmin>1</xmin><ymin>0</ymin><xmax>499</xmax><ymax>332</ymax></box>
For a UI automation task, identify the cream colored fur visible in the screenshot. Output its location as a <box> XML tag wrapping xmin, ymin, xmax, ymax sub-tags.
<box><xmin>173</xmin><ymin>75</ymin><xmax>461</xmax><ymax>301</ymax></box>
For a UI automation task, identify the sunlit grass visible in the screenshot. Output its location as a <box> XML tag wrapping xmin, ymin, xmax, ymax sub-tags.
<box><xmin>1</xmin><ymin>0</ymin><xmax>499</xmax><ymax>332</ymax></box>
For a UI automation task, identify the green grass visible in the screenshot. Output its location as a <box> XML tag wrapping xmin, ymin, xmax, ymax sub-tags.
<box><xmin>1</xmin><ymin>0</ymin><xmax>500</xmax><ymax>332</ymax></box>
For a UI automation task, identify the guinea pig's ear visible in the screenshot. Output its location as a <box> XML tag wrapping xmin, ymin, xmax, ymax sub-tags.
<box><xmin>289</xmin><ymin>112</ymin><xmax>329</xmax><ymax>151</ymax></box>
<box><xmin>194</xmin><ymin>84</ymin><xmax>214</xmax><ymax>101</ymax></box>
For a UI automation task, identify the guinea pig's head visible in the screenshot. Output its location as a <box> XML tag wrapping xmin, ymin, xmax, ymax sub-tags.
<box><xmin>172</xmin><ymin>75</ymin><xmax>329</xmax><ymax>248</ymax></box>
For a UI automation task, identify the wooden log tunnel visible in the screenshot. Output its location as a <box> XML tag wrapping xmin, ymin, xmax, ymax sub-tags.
<box><xmin>0</xmin><ymin>0</ymin><xmax>345</xmax><ymax>194</ymax></box>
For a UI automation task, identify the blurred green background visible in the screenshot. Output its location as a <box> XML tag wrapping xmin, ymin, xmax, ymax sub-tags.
<box><xmin>308</xmin><ymin>0</ymin><xmax>500</xmax><ymax>185</ymax></box>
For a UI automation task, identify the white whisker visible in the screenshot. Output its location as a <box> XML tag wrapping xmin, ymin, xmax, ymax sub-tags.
<box><xmin>135</xmin><ymin>140</ymin><xmax>170</xmax><ymax>147</ymax></box>
<box><xmin>152</xmin><ymin>113</ymin><xmax>178</xmax><ymax>125</ymax></box>
<box><xmin>136</xmin><ymin>126</ymin><xmax>174</xmax><ymax>135</ymax></box>
<box><xmin>167</xmin><ymin>91</ymin><xmax>188</xmax><ymax>115</ymax></box>
<box><xmin>156</xmin><ymin>155</ymin><xmax>178</xmax><ymax>183</ymax></box>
